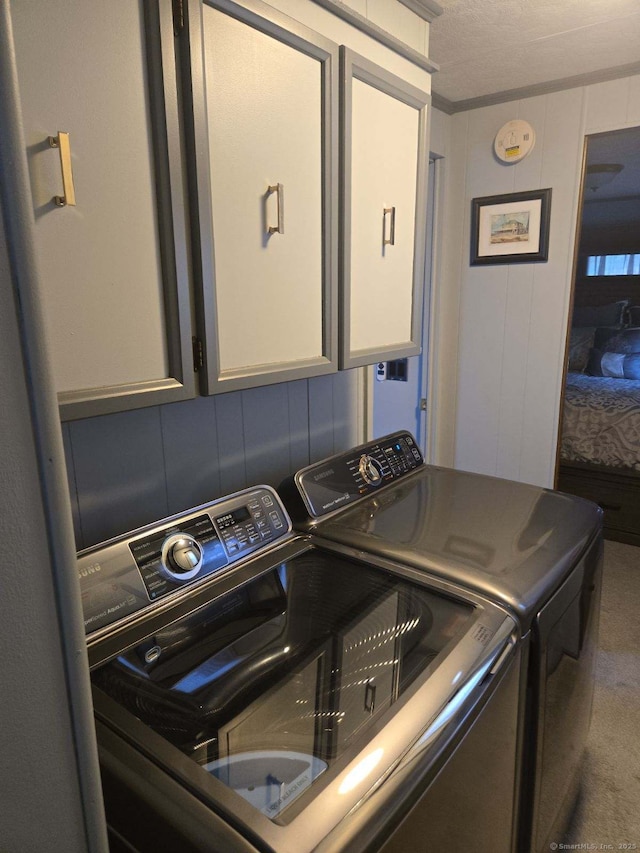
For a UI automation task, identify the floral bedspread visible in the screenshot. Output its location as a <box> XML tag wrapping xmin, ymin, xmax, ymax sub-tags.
<box><xmin>561</xmin><ymin>372</ymin><xmax>640</xmax><ymax>470</ymax></box>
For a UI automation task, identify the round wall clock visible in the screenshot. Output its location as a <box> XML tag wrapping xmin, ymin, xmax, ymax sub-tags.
<box><xmin>494</xmin><ymin>120</ymin><xmax>535</xmax><ymax>164</ymax></box>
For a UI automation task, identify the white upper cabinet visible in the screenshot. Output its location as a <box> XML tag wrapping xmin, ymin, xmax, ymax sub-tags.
<box><xmin>340</xmin><ymin>48</ymin><xmax>430</xmax><ymax>369</ymax></box>
<box><xmin>182</xmin><ymin>0</ymin><xmax>339</xmax><ymax>393</ymax></box>
<box><xmin>10</xmin><ymin>0</ymin><xmax>432</xmax><ymax>417</ymax></box>
<box><xmin>11</xmin><ymin>0</ymin><xmax>196</xmax><ymax>420</ymax></box>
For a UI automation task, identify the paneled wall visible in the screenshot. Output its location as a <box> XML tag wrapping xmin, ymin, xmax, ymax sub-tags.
<box><xmin>430</xmin><ymin>74</ymin><xmax>640</xmax><ymax>488</ymax></box>
<box><xmin>65</xmin><ymin>370</ymin><xmax>361</xmax><ymax>550</ymax></box>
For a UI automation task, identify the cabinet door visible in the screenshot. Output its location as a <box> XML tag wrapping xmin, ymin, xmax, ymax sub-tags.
<box><xmin>183</xmin><ymin>0</ymin><xmax>338</xmax><ymax>393</ymax></box>
<box><xmin>341</xmin><ymin>48</ymin><xmax>430</xmax><ymax>370</ymax></box>
<box><xmin>11</xmin><ymin>0</ymin><xmax>195</xmax><ymax>420</ymax></box>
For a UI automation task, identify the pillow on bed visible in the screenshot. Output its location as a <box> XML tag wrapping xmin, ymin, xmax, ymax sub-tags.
<box><xmin>572</xmin><ymin>300</ymin><xmax>628</xmax><ymax>327</ymax></box>
<box><xmin>586</xmin><ymin>348</ymin><xmax>640</xmax><ymax>380</ymax></box>
<box><xmin>594</xmin><ymin>326</ymin><xmax>640</xmax><ymax>354</ymax></box>
<box><xmin>568</xmin><ymin>326</ymin><xmax>596</xmax><ymax>371</ymax></box>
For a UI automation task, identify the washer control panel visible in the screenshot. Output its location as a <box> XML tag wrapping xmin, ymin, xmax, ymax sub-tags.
<box><xmin>213</xmin><ymin>490</ymin><xmax>285</xmax><ymax>556</ymax></box>
<box><xmin>78</xmin><ymin>486</ymin><xmax>291</xmax><ymax>637</ymax></box>
<box><xmin>291</xmin><ymin>431</ymin><xmax>423</xmax><ymax>519</ymax></box>
<box><xmin>130</xmin><ymin>514</ymin><xmax>224</xmax><ymax>603</ymax></box>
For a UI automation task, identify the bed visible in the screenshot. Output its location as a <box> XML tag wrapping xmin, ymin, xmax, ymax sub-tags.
<box><xmin>561</xmin><ymin>371</ymin><xmax>640</xmax><ymax>470</ymax></box>
<box><xmin>558</xmin><ymin>309</ymin><xmax>640</xmax><ymax>545</ymax></box>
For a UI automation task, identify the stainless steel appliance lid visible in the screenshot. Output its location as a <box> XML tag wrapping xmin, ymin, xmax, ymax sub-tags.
<box><xmin>309</xmin><ymin>464</ymin><xmax>602</xmax><ymax>626</ymax></box>
<box><xmin>93</xmin><ymin>543</ymin><xmax>517</xmax><ymax>853</ymax></box>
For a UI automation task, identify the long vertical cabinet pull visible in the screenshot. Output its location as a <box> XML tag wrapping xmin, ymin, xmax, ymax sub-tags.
<box><xmin>48</xmin><ymin>131</ymin><xmax>76</xmax><ymax>207</ymax></box>
<box><xmin>267</xmin><ymin>182</ymin><xmax>285</xmax><ymax>234</ymax></box>
<box><xmin>383</xmin><ymin>206</ymin><xmax>395</xmax><ymax>246</ymax></box>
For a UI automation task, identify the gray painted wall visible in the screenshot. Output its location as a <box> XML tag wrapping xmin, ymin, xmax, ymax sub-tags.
<box><xmin>66</xmin><ymin>369</ymin><xmax>361</xmax><ymax>550</ymax></box>
<box><xmin>0</xmin><ymin>92</ymin><xmax>107</xmax><ymax>853</ymax></box>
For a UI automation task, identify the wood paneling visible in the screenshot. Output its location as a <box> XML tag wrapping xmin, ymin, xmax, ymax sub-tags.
<box><xmin>160</xmin><ymin>395</ymin><xmax>221</xmax><ymax>515</ymax></box>
<box><xmin>68</xmin><ymin>371</ymin><xmax>361</xmax><ymax>550</ymax></box>
<box><xmin>69</xmin><ymin>407</ymin><xmax>168</xmax><ymax>548</ymax></box>
<box><xmin>439</xmin><ymin>73</ymin><xmax>640</xmax><ymax>489</ymax></box>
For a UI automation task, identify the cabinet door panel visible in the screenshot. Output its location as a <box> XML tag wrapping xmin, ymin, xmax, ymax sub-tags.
<box><xmin>11</xmin><ymin>0</ymin><xmax>195</xmax><ymax>419</ymax></box>
<box><xmin>205</xmin><ymin>7</ymin><xmax>323</xmax><ymax>370</ymax></box>
<box><xmin>341</xmin><ymin>48</ymin><xmax>430</xmax><ymax>369</ymax></box>
<box><xmin>350</xmin><ymin>80</ymin><xmax>418</xmax><ymax>351</ymax></box>
<box><xmin>186</xmin><ymin>0</ymin><xmax>338</xmax><ymax>392</ymax></box>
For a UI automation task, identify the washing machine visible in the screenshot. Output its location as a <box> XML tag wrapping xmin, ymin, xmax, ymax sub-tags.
<box><xmin>80</xmin><ymin>484</ymin><xmax>523</xmax><ymax>853</ymax></box>
<box><xmin>278</xmin><ymin>431</ymin><xmax>603</xmax><ymax>853</ymax></box>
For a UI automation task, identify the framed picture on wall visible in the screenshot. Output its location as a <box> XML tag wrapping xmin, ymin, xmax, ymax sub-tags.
<box><xmin>470</xmin><ymin>188</ymin><xmax>552</xmax><ymax>265</ymax></box>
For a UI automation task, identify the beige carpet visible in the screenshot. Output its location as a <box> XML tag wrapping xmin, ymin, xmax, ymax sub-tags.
<box><xmin>562</xmin><ymin>539</ymin><xmax>640</xmax><ymax>848</ymax></box>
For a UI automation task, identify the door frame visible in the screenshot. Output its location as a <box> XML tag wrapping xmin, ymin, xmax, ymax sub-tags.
<box><xmin>363</xmin><ymin>155</ymin><xmax>442</xmax><ymax>460</ymax></box>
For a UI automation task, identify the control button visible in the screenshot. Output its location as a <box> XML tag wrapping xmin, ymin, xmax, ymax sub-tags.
<box><xmin>269</xmin><ymin>511</ymin><xmax>284</xmax><ymax>528</ymax></box>
<box><xmin>256</xmin><ymin>519</ymin><xmax>269</xmax><ymax>530</ymax></box>
<box><xmin>249</xmin><ymin>534</ymin><xmax>261</xmax><ymax>544</ymax></box>
<box><xmin>161</xmin><ymin>534</ymin><xmax>203</xmax><ymax>582</ymax></box>
<box><xmin>358</xmin><ymin>454</ymin><xmax>383</xmax><ymax>486</ymax></box>
<box><xmin>172</xmin><ymin>543</ymin><xmax>201</xmax><ymax>571</ymax></box>
<box><xmin>227</xmin><ymin>542</ymin><xmax>239</xmax><ymax>554</ymax></box>
<box><xmin>262</xmin><ymin>494</ymin><xmax>274</xmax><ymax>507</ymax></box>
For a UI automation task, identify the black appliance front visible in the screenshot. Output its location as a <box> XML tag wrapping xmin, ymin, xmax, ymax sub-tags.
<box><xmin>81</xmin><ymin>488</ymin><xmax>521</xmax><ymax>853</ymax></box>
<box><xmin>279</xmin><ymin>431</ymin><xmax>604</xmax><ymax>853</ymax></box>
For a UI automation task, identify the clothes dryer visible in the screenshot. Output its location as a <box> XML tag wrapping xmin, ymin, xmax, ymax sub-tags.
<box><xmin>278</xmin><ymin>431</ymin><xmax>603</xmax><ymax>853</ymax></box>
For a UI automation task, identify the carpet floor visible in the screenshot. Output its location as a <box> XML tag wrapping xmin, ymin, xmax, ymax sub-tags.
<box><xmin>562</xmin><ymin>539</ymin><xmax>640</xmax><ymax>849</ymax></box>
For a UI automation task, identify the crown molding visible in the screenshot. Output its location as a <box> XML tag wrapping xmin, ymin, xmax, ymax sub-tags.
<box><xmin>310</xmin><ymin>0</ymin><xmax>439</xmax><ymax>73</ymax></box>
<box><xmin>431</xmin><ymin>61</ymin><xmax>640</xmax><ymax>115</ymax></box>
<box><xmin>431</xmin><ymin>91</ymin><xmax>454</xmax><ymax>114</ymax></box>
<box><xmin>398</xmin><ymin>0</ymin><xmax>443</xmax><ymax>23</ymax></box>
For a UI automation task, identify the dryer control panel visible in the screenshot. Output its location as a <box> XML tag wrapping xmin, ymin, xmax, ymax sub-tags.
<box><xmin>290</xmin><ymin>431</ymin><xmax>424</xmax><ymax>519</ymax></box>
<box><xmin>78</xmin><ymin>486</ymin><xmax>291</xmax><ymax>637</ymax></box>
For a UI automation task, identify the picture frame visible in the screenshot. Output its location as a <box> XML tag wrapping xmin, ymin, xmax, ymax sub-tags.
<box><xmin>470</xmin><ymin>188</ymin><xmax>552</xmax><ymax>265</ymax></box>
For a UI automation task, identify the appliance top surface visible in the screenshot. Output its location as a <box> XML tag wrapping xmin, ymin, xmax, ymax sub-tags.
<box><xmin>286</xmin><ymin>432</ymin><xmax>603</xmax><ymax>625</ymax></box>
<box><xmin>92</xmin><ymin>539</ymin><xmax>517</xmax><ymax>853</ymax></box>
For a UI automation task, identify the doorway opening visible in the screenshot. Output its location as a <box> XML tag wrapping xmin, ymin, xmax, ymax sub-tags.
<box><xmin>557</xmin><ymin>124</ymin><xmax>640</xmax><ymax>545</ymax></box>
<box><xmin>368</xmin><ymin>158</ymin><xmax>439</xmax><ymax>455</ymax></box>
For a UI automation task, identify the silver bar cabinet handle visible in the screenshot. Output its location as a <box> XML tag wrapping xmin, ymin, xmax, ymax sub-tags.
<box><xmin>267</xmin><ymin>183</ymin><xmax>284</xmax><ymax>234</ymax></box>
<box><xmin>383</xmin><ymin>206</ymin><xmax>396</xmax><ymax>246</ymax></box>
<box><xmin>48</xmin><ymin>131</ymin><xmax>76</xmax><ymax>207</ymax></box>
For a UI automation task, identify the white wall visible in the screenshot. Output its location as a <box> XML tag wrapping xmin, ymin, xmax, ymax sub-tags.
<box><xmin>430</xmin><ymin>74</ymin><xmax>640</xmax><ymax>487</ymax></box>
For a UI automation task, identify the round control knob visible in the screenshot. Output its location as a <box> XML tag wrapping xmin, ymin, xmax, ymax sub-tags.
<box><xmin>161</xmin><ymin>534</ymin><xmax>203</xmax><ymax>582</ymax></box>
<box><xmin>359</xmin><ymin>454</ymin><xmax>383</xmax><ymax>486</ymax></box>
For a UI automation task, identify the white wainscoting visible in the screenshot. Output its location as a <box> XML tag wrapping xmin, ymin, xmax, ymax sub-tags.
<box><xmin>430</xmin><ymin>73</ymin><xmax>640</xmax><ymax>488</ymax></box>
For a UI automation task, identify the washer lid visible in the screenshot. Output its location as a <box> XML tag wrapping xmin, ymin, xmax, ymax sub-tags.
<box><xmin>310</xmin><ymin>465</ymin><xmax>601</xmax><ymax>627</ymax></box>
<box><xmin>93</xmin><ymin>544</ymin><xmax>516</xmax><ymax>852</ymax></box>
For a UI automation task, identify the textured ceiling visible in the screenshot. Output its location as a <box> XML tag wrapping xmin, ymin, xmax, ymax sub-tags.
<box><xmin>429</xmin><ymin>0</ymin><xmax>640</xmax><ymax>107</ymax></box>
